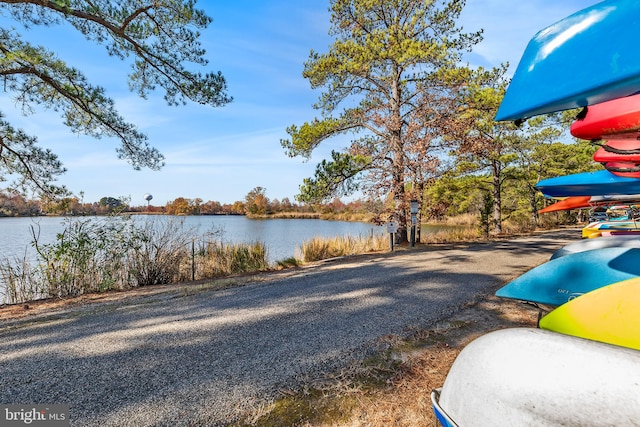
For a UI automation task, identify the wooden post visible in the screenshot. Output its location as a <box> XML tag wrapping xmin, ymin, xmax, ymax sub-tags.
<box><xmin>191</xmin><ymin>240</ymin><xmax>195</xmax><ymax>281</ymax></box>
<box><xmin>386</xmin><ymin>222</ymin><xmax>398</xmax><ymax>252</ymax></box>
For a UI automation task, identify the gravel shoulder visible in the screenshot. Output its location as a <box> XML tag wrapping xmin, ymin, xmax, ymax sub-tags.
<box><xmin>0</xmin><ymin>228</ymin><xmax>580</xmax><ymax>426</ymax></box>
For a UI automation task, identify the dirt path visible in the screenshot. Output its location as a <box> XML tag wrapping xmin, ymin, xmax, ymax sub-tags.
<box><xmin>0</xmin><ymin>228</ymin><xmax>580</xmax><ymax>426</ymax></box>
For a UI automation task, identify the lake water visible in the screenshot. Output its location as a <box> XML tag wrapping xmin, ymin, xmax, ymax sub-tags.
<box><xmin>0</xmin><ymin>215</ymin><xmax>462</xmax><ymax>265</ymax></box>
<box><xmin>0</xmin><ymin>215</ymin><xmax>387</xmax><ymax>264</ymax></box>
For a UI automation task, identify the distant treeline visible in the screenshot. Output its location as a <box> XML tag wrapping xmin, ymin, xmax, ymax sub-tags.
<box><xmin>0</xmin><ymin>188</ymin><xmax>383</xmax><ymax>220</ymax></box>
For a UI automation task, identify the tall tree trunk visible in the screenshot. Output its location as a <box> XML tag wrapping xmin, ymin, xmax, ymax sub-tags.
<box><xmin>391</xmin><ymin>71</ymin><xmax>407</xmax><ymax>244</ymax></box>
<box><xmin>492</xmin><ymin>160</ymin><xmax>502</xmax><ymax>234</ymax></box>
<box><xmin>529</xmin><ymin>187</ymin><xmax>539</xmax><ymax>226</ymax></box>
<box><xmin>392</xmin><ymin>154</ymin><xmax>407</xmax><ymax>243</ymax></box>
<box><xmin>415</xmin><ymin>182</ymin><xmax>424</xmax><ymax>243</ymax></box>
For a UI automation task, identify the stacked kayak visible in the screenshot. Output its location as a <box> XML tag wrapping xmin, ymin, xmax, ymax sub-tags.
<box><xmin>541</xmin><ymin>201</ymin><xmax>640</xmax><ymax>238</ymax></box>
<box><xmin>433</xmin><ymin>1</ymin><xmax>640</xmax><ymax>425</ymax></box>
<box><xmin>592</xmin><ymin>141</ymin><xmax>640</xmax><ymax>178</ymax></box>
<box><xmin>551</xmin><ymin>234</ymin><xmax>640</xmax><ymax>259</ymax></box>
<box><xmin>571</xmin><ymin>93</ymin><xmax>640</xmax><ymax>177</ymax></box>
<box><xmin>539</xmin><ymin>277</ymin><xmax>640</xmax><ymax>350</ymax></box>
<box><xmin>494</xmin><ymin>1</ymin><xmax>640</xmax><ymax>122</ymax></box>
<box><xmin>581</xmin><ymin>220</ymin><xmax>640</xmax><ymax>238</ymax></box>
<box><xmin>432</xmin><ymin>329</ymin><xmax>640</xmax><ymax>427</ymax></box>
<box><xmin>571</xmin><ymin>93</ymin><xmax>640</xmax><ymax>141</ymax></box>
<box><xmin>538</xmin><ymin>195</ymin><xmax>592</xmax><ymax>213</ymax></box>
<box><xmin>495</xmin><ymin>247</ymin><xmax>640</xmax><ymax>307</ymax></box>
<box><xmin>535</xmin><ymin>170</ymin><xmax>640</xmax><ymax>197</ymax></box>
<box><xmin>539</xmin><ymin>194</ymin><xmax>640</xmax><ymax>213</ymax></box>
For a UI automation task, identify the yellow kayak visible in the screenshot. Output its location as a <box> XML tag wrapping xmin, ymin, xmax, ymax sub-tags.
<box><xmin>539</xmin><ymin>277</ymin><xmax>640</xmax><ymax>350</ymax></box>
<box><xmin>582</xmin><ymin>227</ymin><xmax>602</xmax><ymax>239</ymax></box>
<box><xmin>582</xmin><ymin>221</ymin><xmax>640</xmax><ymax>238</ymax></box>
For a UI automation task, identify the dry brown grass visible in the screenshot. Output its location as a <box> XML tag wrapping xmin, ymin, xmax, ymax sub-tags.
<box><xmin>333</xmin><ymin>344</ymin><xmax>459</xmax><ymax>427</ymax></box>
<box><xmin>299</xmin><ymin>234</ymin><xmax>389</xmax><ymax>263</ymax></box>
<box><xmin>438</xmin><ymin>213</ymin><xmax>478</xmax><ymax>227</ymax></box>
<box><xmin>421</xmin><ymin>227</ymin><xmax>480</xmax><ymax>244</ymax></box>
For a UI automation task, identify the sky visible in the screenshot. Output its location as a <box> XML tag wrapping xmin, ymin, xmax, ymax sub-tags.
<box><xmin>0</xmin><ymin>0</ymin><xmax>601</xmax><ymax>206</ymax></box>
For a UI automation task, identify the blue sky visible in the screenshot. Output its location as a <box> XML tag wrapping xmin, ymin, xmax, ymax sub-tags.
<box><xmin>0</xmin><ymin>0</ymin><xmax>599</xmax><ymax>206</ymax></box>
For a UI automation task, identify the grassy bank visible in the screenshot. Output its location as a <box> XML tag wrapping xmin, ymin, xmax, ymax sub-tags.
<box><xmin>248</xmin><ymin>212</ymin><xmax>376</xmax><ymax>222</ymax></box>
<box><xmin>298</xmin><ymin>234</ymin><xmax>389</xmax><ymax>262</ymax></box>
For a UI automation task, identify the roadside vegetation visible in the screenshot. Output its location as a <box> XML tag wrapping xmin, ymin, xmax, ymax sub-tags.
<box><xmin>0</xmin><ymin>214</ymin><xmax>387</xmax><ymax>304</ymax></box>
<box><xmin>299</xmin><ymin>234</ymin><xmax>389</xmax><ymax>263</ymax></box>
<box><xmin>0</xmin><ymin>216</ymin><xmax>271</xmax><ymax>304</ymax></box>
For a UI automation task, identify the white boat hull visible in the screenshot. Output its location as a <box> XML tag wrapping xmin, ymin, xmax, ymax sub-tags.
<box><xmin>551</xmin><ymin>235</ymin><xmax>640</xmax><ymax>259</ymax></box>
<box><xmin>434</xmin><ymin>328</ymin><xmax>640</xmax><ymax>427</ymax></box>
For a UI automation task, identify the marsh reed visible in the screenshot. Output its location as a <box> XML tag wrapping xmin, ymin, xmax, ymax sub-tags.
<box><xmin>0</xmin><ymin>216</ymin><xmax>271</xmax><ymax>304</ymax></box>
<box><xmin>299</xmin><ymin>233</ymin><xmax>389</xmax><ymax>262</ymax></box>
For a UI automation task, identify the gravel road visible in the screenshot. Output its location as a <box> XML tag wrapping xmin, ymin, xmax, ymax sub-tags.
<box><xmin>0</xmin><ymin>228</ymin><xmax>579</xmax><ymax>426</ymax></box>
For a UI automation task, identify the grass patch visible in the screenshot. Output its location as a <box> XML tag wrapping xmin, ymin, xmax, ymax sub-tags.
<box><xmin>299</xmin><ymin>234</ymin><xmax>388</xmax><ymax>263</ymax></box>
<box><xmin>197</xmin><ymin>241</ymin><xmax>270</xmax><ymax>277</ymax></box>
<box><xmin>234</xmin><ymin>391</ymin><xmax>356</xmax><ymax>427</ymax></box>
<box><xmin>437</xmin><ymin>213</ymin><xmax>478</xmax><ymax>227</ymax></box>
<box><xmin>275</xmin><ymin>257</ymin><xmax>302</xmax><ymax>269</ymax></box>
<box><xmin>421</xmin><ymin>227</ymin><xmax>480</xmax><ymax>243</ymax></box>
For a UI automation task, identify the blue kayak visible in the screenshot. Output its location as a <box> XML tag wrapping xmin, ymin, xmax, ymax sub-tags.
<box><xmin>536</xmin><ymin>170</ymin><xmax>640</xmax><ymax>197</ymax></box>
<box><xmin>495</xmin><ymin>0</ymin><xmax>640</xmax><ymax>121</ymax></box>
<box><xmin>495</xmin><ymin>247</ymin><xmax>640</xmax><ymax>306</ymax></box>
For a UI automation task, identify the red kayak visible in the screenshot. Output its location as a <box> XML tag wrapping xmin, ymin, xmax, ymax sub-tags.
<box><xmin>603</xmin><ymin>161</ymin><xmax>640</xmax><ymax>178</ymax></box>
<box><xmin>571</xmin><ymin>94</ymin><xmax>640</xmax><ymax>140</ymax></box>
<box><xmin>594</xmin><ymin>146</ymin><xmax>640</xmax><ymax>162</ymax></box>
<box><xmin>538</xmin><ymin>196</ymin><xmax>592</xmax><ymax>213</ymax></box>
<box><xmin>539</xmin><ymin>194</ymin><xmax>640</xmax><ymax>214</ymax></box>
<box><xmin>597</xmin><ymin>139</ymin><xmax>640</xmax><ymax>155</ymax></box>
